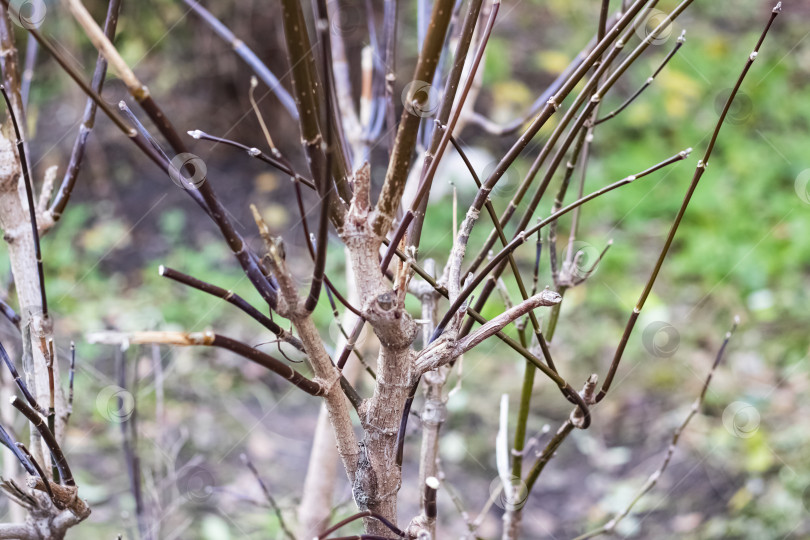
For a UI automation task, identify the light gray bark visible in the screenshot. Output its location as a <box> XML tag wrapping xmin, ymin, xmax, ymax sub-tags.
<box><xmin>297</xmin><ymin>256</ymin><xmax>364</xmax><ymax>539</ymax></box>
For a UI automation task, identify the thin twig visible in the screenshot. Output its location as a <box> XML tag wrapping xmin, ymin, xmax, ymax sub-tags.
<box><xmin>0</xmin><ymin>340</ymin><xmax>45</xmax><ymax>415</ymax></box>
<box><xmin>0</xmin><ymin>423</ymin><xmax>36</xmax><ymax>475</ymax></box>
<box><xmin>240</xmin><ymin>454</ymin><xmax>295</xmax><ymax>540</ymax></box>
<box><xmin>574</xmin><ymin>318</ymin><xmax>739</xmax><ymax>539</ymax></box>
<box><xmin>188</xmin><ymin>129</ymin><xmax>315</xmax><ymax>190</ymax></box>
<box><xmin>304</xmin><ymin>0</ymin><xmax>336</xmax><ymax>313</ymax></box>
<box><xmin>158</xmin><ymin>265</ymin><xmax>305</xmax><ymax>353</ymax></box>
<box><xmin>595</xmin><ymin>30</ymin><xmax>686</xmax><ymax>125</ymax></box>
<box><xmin>597</xmin><ymin>0</ymin><xmax>610</xmax><ymax>42</ymax></box>
<box><xmin>46</xmin><ymin>339</ymin><xmax>56</xmax><ymax>482</ymax></box>
<box><xmin>317</xmin><ymin>510</ymin><xmax>407</xmax><ymax>539</ymax></box>
<box><xmin>10</xmin><ymin>396</ymin><xmax>74</xmax><ymax>485</ymax></box>
<box><xmin>0</xmin><ymin>298</ymin><xmax>20</xmax><ymax>328</ymax></box>
<box><xmin>597</xmin><ymin>3</ymin><xmax>781</xmax><ymax>403</ymax></box>
<box><xmin>88</xmin><ymin>331</ymin><xmax>325</xmax><ymax>397</ymax></box>
<box><xmin>49</xmin><ymin>0</ymin><xmax>121</xmax><ymax>222</ymax></box>
<box><xmin>67</xmin><ymin>342</ymin><xmax>75</xmax><ymax>424</ymax></box>
<box><xmin>117</xmin><ymin>347</ymin><xmax>147</xmax><ymax>540</ymax></box>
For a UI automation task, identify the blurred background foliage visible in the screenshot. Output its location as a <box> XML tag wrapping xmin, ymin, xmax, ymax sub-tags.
<box><xmin>0</xmin><ymin>0</ymin><xmax>808</xmax><ymax>538</ymax></box>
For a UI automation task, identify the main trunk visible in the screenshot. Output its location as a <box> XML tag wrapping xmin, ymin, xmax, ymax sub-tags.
<box><xmin>358</xmin><ymin>345</ymin><xmax>415</xmax><ymax>536</ymax></box>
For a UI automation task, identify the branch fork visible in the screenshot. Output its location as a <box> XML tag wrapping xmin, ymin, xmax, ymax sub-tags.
<box><xmin>415</xmin><ymin>289</ymin><xmax>561</xmax><ymax>374</ymax></box>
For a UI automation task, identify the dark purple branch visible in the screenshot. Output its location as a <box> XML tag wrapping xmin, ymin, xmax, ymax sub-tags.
<box><xmin>50</xmin><ymin>0</ymin><xmax>121</xmax><ymax>221</ymax></box>
<box><xmin>1</xmin><ymin>85</ymin><xmax>47</xmax><ymax>317</ymax></box>
<box><xmin>11</xmin><ymin>396</ymin><xmax>74</xmax><ymax>486</ymax></box>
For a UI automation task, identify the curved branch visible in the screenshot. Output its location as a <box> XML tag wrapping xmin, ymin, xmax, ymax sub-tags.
<box><xmin>594</xmin><ymin>30</ymin><xmax>686</xmax><ymax>125</ymax></box>
<box><xmin>158</xmin><ymin>265</ymin><xmax>304</xmax><ymax>353</ymax></box>
<box><xmin>10</xmin><ymin>397</ymin><xmax>74</xmax><ymax>486</ymax></box>
<box><xmin>88</xmin><ymin>331</ymin><xmax>325</xmax><ymax>396</ymax></box>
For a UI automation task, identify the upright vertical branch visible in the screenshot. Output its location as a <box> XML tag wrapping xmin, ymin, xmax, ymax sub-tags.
<box><xmin>326</xmin><ymin>1</ymin><xmax>362</xmax><ymax>156</ymax></box>
<box><xmin>47</xmin><ymin>0</ymin><xmax>122</xmax><ymax>224</ymax></box>
<box><xmin>409</xmin><ymin>0</ymin><xmax>484</xmax><ymax>248</ymax></box>
<box><xmin>304</xmin><ymin>0</ymin><xmax>336</xmax><ymax>313</ymax></box>
<box><xmin>116</xmin><ymin>347</ymin><xmax>148</xmax><ymax>540</ymax></box>
<box><xmin>66</xmin><ymin>342</ymin><xmax>75</xmax><ymax>424</ymax></box>
<box><xmin>373</xmin><ymin>0</ymin><xmax>455</xmax><ymax>238</ymax></box>
<box><xmin>298</xmin><ymin>256</ymin><xmax>364</xmax><ymax>538</ymax></box>
<box><xmin>0</xmin><ymin>87</ymin><xmax>67</xmax><ymax>475</ymax></box>
<box><xmin>1</xmin><ymin>86</ymin><xmax>46</xmax><ymax>317</ymax></box>
<box><xmin>0</xmin><ymin>3</ymin><xmax>25</xmax><ymax>131</ymax></box>
<box><xmin>411</xmin><ymin>260</ymin><xmax>444</xmax><ymax>538</ymax></box>
<box><xmin>597</xmin><ymin>0</ymin><xmax>610</xmax><ymax>41</ymax></box>
<box><xmin>45</xmin><ymin>340</ymin><xmax>56</xmax><ymax>482</ymax></box>
<box><xmin>382</xmin><ymin>0</ymin><xmax>398</xmax><ymax>147</ymax></box>
<box><xmin>278</xmin><ymin>0</ymin><xmax>326</xmax><ymax>185</ymax></box>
